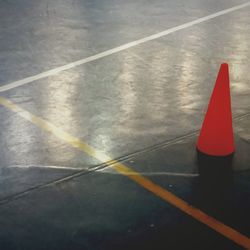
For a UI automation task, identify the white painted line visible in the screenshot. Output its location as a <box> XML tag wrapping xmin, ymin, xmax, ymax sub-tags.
<box><xmin>9</xmin><ymin>165</ymin><xmax>199</xmax><ymax>177</ymax></box>
<box><xmin>9</xmin><ymin>164</ymin><xmax>84</xmax><ymax>171</ymax></box>
<box><xmin>99</xmin><ymin>169</ymin><xmax>199</xmax><ymax>177</ymax></box>
<box><xmin>8</xmin><ymin>164</ymin><xmax>199</xmax><ymax>177</ymax></box>
<box><xmin>134</xmin><ymin>172</ymin><xmax>199</xmax><ymax>177</ymax></box>
<box><xmin>0</xmin><ymin>1</ymin><xmax>250</xmax><ymax>93</ymax></box>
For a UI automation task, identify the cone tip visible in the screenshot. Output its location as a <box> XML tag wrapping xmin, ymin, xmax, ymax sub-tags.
<box><xmin>221</xmin><ymin>62</ymin><xmax>229</xmax><ymax>68</ymax></box>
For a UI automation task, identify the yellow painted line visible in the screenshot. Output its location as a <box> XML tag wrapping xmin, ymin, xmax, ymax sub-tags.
<box><xmin>0</xmin><ymin>96</ymin><xmax>249</xmax><ymax>249</ymax></box>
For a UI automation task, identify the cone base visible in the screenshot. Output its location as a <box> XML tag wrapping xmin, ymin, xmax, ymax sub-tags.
<box><xmin>196</xmin><ymin>146</ymin><xmax>235</xmax><ymax>158</ymax></box>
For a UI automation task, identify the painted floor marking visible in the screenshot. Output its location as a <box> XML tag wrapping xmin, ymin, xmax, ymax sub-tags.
<box><xmin>1</xmin><ymin>1</ymin><xmax>250</xmax><ymax>93</ymax></box>
<box><xmin>0</xmin><ymin>96</ymin><xmax>249</xmax><ymax>249</ymax></box>
<box><xmin>8</xmin><ymin>165</ymin><xmax>83</xmax><ymax>171</ymax></box>
<box><xmin>99</xmin><ymin>169</ymin><xmax>199</xmax><ymax>177</ymax></box>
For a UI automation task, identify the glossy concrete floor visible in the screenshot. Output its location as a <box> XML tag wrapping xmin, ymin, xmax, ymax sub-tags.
<box><xmin>0</xmin><ymin>0</ymin><xmax>250</xmax><ymax>249</ymax></box>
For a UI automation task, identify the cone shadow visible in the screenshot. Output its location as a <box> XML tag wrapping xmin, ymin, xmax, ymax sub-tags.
<box><xmin>192</xmin><ymin>150</ymin><xmax>234</xmax><ymax>211</ymax></box>
<box><xmin>197</xmin><ymin>150</ymin><xmax>233</xmax><ymax>181</ymax></box>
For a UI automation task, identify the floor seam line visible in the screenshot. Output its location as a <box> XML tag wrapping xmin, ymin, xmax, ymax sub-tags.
<box><xmin>0</xmin><ymin>111</ymin><xmax>249</xmax><ymax>205</ymax></box>
<box><xmin>0</xmin><ymin>96</ymin><xmax>249</xmax><ymax>248</ymax></box>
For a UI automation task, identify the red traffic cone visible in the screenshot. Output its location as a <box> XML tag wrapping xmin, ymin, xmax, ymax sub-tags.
<box><xmin>197</xmin><ymin>63</ymin><xmax>235</xmax><ymax>156</ymax></box>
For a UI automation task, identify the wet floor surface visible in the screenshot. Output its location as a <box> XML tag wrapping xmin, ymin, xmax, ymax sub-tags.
<box><xmin>0</xmin><ymin>0</ymin><xmax>250</xmax><ymax>249</ymax></box>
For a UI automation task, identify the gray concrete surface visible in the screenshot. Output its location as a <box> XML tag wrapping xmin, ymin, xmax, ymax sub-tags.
<box><xmin>0</xmin><ymin>0</ymin><xmax>249</xmax><ymax>249</ymax></box>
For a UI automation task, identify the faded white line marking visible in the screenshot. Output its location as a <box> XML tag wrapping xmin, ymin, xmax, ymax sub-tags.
<box><xmin>8</xmin><ymin>165</ymin><xmax>198</xmax><ymax>177</ymax></box>
<box><xmin>98</xmin><ymin>168</ymin><xmax>199</xmax><ymax>177</ymax></box>
<box><xmin>8</xmin><ymin>165</ymin><xmax>83</xmax><ymax>171</ymax></box>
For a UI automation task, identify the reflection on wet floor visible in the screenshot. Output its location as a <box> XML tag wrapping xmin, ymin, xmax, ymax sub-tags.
<box><xmin>0</xmin><ymin>0</ymin><xmax>250</xmax><ymax>249</ymax></box>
